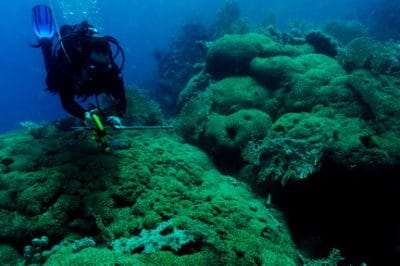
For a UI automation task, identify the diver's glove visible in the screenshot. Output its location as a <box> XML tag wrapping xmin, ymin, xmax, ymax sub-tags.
<box><xmin>84</xmin><ymin>109</ymin><xmax>100</xmax><ymax>127</ymax></box>
<box><xmin>84</xmin><ymin>111</ymin><xmax>92</xmax><ymax>121</ymax></box>
<box><xmin>107</xmin><ymin>116</ymin><xmax>122</xmax><ymax>128</ymax></box>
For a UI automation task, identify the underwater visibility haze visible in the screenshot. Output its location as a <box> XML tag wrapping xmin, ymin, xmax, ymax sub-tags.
<box><xmin>1</xmin><ymin>0</ymin><xmax>400</xmax><ymax>265</ymax></box>
<box><xmin>0</xmin><ymin>0</ymin><xmax>386</xmax><ymax>133</ymax></box>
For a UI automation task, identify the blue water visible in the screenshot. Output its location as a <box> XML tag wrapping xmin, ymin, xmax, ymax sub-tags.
<box><xmin>0</xmin><ymin>0</ymin><xmax>389</xmax><ymax>133</ymax></box>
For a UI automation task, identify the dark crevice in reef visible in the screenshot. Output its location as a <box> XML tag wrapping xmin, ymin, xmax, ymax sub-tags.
<box><xmin>273</xmin><ymin>158</ymin><xmax>400</xmax><ymax>266</ymax></box>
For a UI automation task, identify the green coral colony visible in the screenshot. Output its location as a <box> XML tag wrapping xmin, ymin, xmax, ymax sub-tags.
<box><xmin>1</xmin><ymin>3</ymin><xmax>400</xmax><ymax>266</ymax></box>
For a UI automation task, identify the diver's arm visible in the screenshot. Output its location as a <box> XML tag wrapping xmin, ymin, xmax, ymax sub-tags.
<box><xmin>110</xmin><ymin>75</ymin><xmax>127</xmax><ymax>117</ymax></box>
<box><xmin>59</xmin><ymin>90</ymin><xmax>86</xmax><ymax>119</ymax></box>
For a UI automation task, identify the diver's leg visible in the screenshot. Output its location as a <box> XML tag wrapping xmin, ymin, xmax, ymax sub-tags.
<box><xmin>39</xmin><ymin>38</ymin><xmax>53</xmax><ymax>72</ymax></box>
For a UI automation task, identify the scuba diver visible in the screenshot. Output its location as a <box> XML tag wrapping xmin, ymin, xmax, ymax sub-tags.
<box><xmin>31</xmin><ymin>5</ymin><xmax>127</xmax><ymax>151</ymax></box>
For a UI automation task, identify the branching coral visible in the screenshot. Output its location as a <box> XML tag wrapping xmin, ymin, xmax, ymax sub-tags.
<box><xmin>112</xmin><ymin>219</ymin><xmax>199</xmax><ymax>254</ymax></box>
<box><xmin>242</xmin><ymin>137</ymin><xmax>324</xmax><ymax>185</ymax></box>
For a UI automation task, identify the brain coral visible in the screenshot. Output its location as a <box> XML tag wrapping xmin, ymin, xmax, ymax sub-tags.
<box><xmin>177</xmin><ymin>76</ymin><xmax>272</xmax><ymax>160</ymax></box>
<box><xmin>203</xmin><ymin>109</ymin><xmax>272</xmax><ymax>154</ymax></box>
<box><xmin>205</xmin><ymin>33</ymin><xmax>311</xmax><ymax>79</ymax></box>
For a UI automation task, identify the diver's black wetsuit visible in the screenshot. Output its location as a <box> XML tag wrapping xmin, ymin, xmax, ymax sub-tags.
<box><xmin>40</xmin><ymin>24</ymin><xmax>126</xmax><ymax>119</ymax></box>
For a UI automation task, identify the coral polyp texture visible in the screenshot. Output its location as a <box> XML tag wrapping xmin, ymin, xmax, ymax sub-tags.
<box><xmin>175</xmin><ymin>31</ymin><xmax>400</xmax><ymax>264</ymax></box>
<box><xmin>2</xmin><ymin>16</ymin><xmax>400</xmax><ymax>265</ymax></box>
<box><xmin>0</xmin><ymin>129</ymin><xmax>299</xmax><ymax>265</ymax></box>
<box><xmin>177</xmin><ymin>33</ymin><xmax>400</xmax><ymax>184</ymax></box>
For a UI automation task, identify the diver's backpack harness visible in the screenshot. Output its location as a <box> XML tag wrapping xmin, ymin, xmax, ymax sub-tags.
<box><xmin>31</xmin><ymin>5</ymin><xmax>125</xmax><ymax>74</ymax></box>
<box><xmin>52</xmin><ymin>21</ymin><xmax>125</xmax><ymax>74</ymax></box>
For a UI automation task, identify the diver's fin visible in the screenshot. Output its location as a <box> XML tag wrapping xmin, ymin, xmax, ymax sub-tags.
<box><xmin>32</xmin><ymin>5</ymin><xmax>55</xmax><ymax>40</ymax></box>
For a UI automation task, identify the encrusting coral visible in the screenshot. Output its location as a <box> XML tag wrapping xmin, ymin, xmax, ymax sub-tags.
<box><xmin>177</xmin><ymin>32</ymin><xmax>400</xmax><ymax>187</ymax></box>
<box><xmin>0</xmin><ymin>128</ymin><xmax>300</xmax><ymax>265</ymax></box>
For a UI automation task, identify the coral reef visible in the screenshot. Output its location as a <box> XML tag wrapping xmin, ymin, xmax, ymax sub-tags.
<box><xmin>339</xmin><ymin>37</ymin><xmax>377</xmax><ymax>70</ymax></box>
<box><xmin>112</xmin><ymin>218</ymin><xmax>198</xmax><ymax>254</ymax></box>
<box><xmin>23</xmin><ymin>236</ymin><xmax>49</xmax><ymax>263</ymax></box>
<box><xmin>302</xmin><ymin>248</ymin><xmax>345</xmax><ymax>266</ymax></box>
<box><xmin>123</xmin><ymin>86</ymin><xmax>164</xmax><ymax>125</ymax></box>
<box><xmin>0</xmin><ymin>157</ymin><xmax>14</xmax><ymax>173</ymax></box>
<box><xmin>205</xmin><ymin>33</ymin><xmax>311</xmax><ymax>79</ymax></box>
<box><xmin>153</xmin><ymin>22</ymin><xmax>210</xmax><ymax>115</ymax></box>
<box><xmin>339</xmin><ymin>38</ymin><xmax>400</xmax><ymax>76</ymax></box>
<box><xmin>305</xmin><ymin>31</ymin><xmax>338</xmax><ymax>57</ymax></box>
<box><xmin>242</xmin><ymin>137</ymin><xmax>324</xmax><ymax>185</ymax></box>
<box><xmin>177</xmin><ymin>76</ymin><xmax>276</xmax><ymax>164</ymax></box>
<box><xmin>178</xmin><ymin>31</ymin><xmax>400</xmax><ymax>172</ymax></box>
<box><xmin>0</xmin><ymin>127</ymin><xmax>300</xmax><ymax>265</ymax></box>
<box><xmin>3</xmin><ymin>9</ymin><xmax>400</xmax><ymax>265</ymax></box>
<box><xmin>175</xmin><ymin>27</ymin><xmax>400</xmax><ymax>264</ymax></box>
<box><xmin>72</xmin><ymin>237</ymin><xmax>96</xmax><ymax>253</ymax></box>
<box><xmin>20</xmin><ymin>121</ymin><xmax>50</xmax><ymax>139</ymax></box>
<box><xmin>322</xmin><ymin>20</ymin><xmax>367</xmax><ymax>46</ymax></box>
